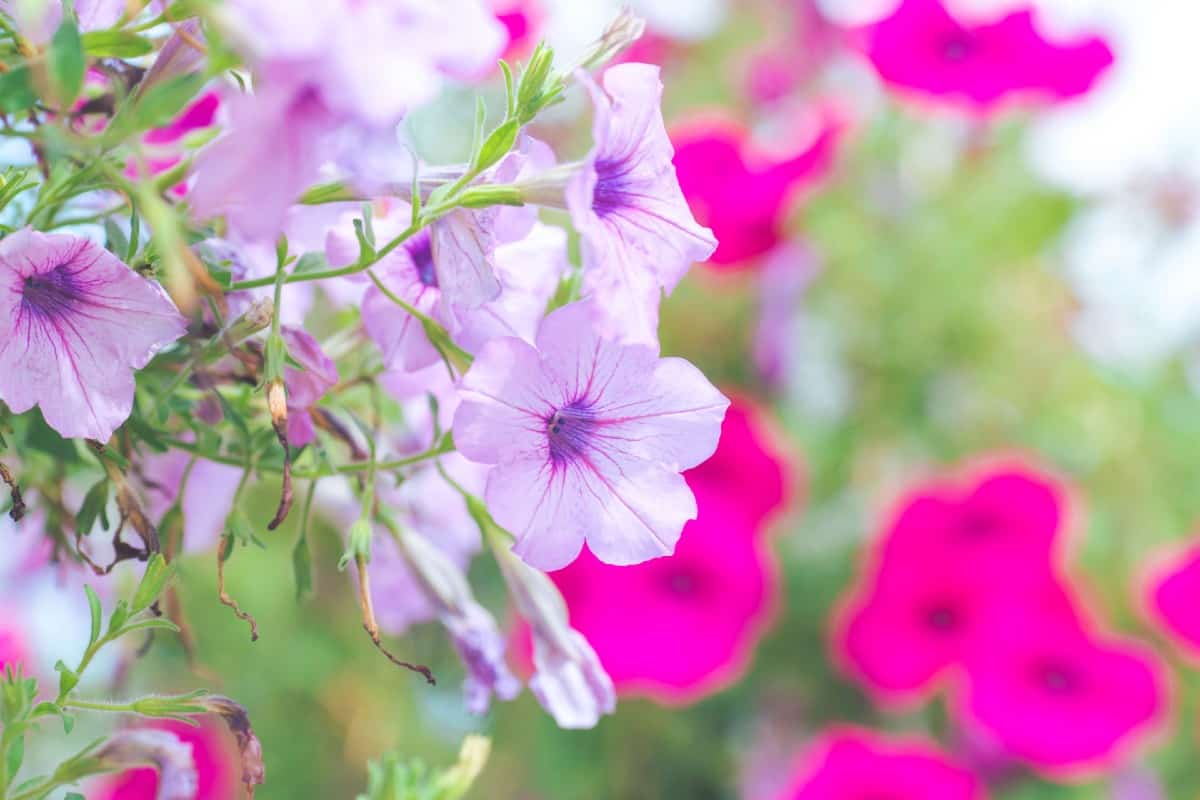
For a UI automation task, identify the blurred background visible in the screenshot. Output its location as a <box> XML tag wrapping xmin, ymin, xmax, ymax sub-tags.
<box><xmin>11</xmin><ymin>0</ymin><xmax>1200</xmax><ymax>797</ymax></box>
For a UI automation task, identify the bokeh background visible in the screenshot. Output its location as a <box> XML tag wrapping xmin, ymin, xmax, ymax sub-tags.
<box><xmin>8</xmin><ymin>0</ymin><xmax>1200</xmax><ymax>797</ymax></box>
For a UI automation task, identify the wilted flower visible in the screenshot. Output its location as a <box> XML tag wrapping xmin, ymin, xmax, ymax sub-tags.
<box><xmin>280</xmin><ymin>326</ymin><xmax>338</xmax><ymax>447</ymax></box>
<box><xmin>776</xmin><ymin>727</ymin><xmax>987</xmax><ymax>799</ymax></box>
<box><xmin>494</xmin><ymin>543</ymin><xmax>615</xmax><ymax>728</ymax></box>
<box><xmin>566</xmin><ymin>63</ymin><xmax>717</xmax><ymax>345</ymax></box>
<box><xmin>454</xmin><ymin>301</ymin><xmax>728</xmax><ymax>569</ymax></box>
<box><xmin>0</xmin><ymin>229</ymin><xmax>187</xmax><ymax>441</ymax></box>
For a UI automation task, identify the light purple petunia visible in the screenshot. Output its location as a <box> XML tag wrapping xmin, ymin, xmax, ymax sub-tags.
<box><xmin>363</xmin><ymin>221</ymin><xmax>568</xmax><ymax>372</ymax></box>
<box><xmin>0</xmin><ymin>229</ymin><xmax>186</xmax><ymax>441</ymax></box>
<box><xmin>280</xmin><ymin>326</ymin><xmax>338</xmax><ymax>447</ymax></box>
<box><xmin>567</xmin><ymin>63</ymin><xmax>717</xmax><ymax>345</ymax></box>
<box><xmin>453</xmin><ymin>301</ymin><xmax>729</xmax><ymax>570</ymax></box>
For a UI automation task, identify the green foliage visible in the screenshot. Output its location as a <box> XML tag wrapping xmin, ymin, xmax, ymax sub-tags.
<box><xmin>357</xmin><ymin>737</ymin><xmax>490</xmax><ymax>800</ymax></box>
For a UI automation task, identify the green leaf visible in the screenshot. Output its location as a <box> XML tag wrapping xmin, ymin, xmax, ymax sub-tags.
<box><xmin>292</xmin><ymin>252</ymin><xmax>329</xmax><ymax>275</ymax></box>
<box><xmin>473</xmin><ymin>119</ymin><xmax>519</xmax><ymax>174</ymax></box>
<box><xmin>84</xmin><ymin>585</ymin><xmax>102</xmax><ymax>650</ymax></box>
<box><xmin>49</xmin><ymin>20</ymin><xmax>86</xmax><ymax>107</ymax></box>
<box><xmin>5</xmin><ymin>733</ymin><xmax>23</xmax><ymax>783</ymax></box>
<box><xmin>130</xmin><ymin>553</ymin><xmax>173</xmax><ymax>614</ymax></box>
<box><xmin>54</xmin><ymin>661</ymin><xmax>80</xmax><ymax>699</ymax></box>
<box><xmin>118</xmin><ymin>618</ymin><xmax>181</xmax><ymax>636</ymax></box>
<box><xmin>292</xmin><ymin>528</ymin><xmax>312</xmax><ymax>601</ymax></box>
<box><xmin>81</xmin><ymin>30</ymin><xmax>155</xmax><ymax>58</ymax></box>
<box><xmin>65</xmin><ymin>793</ymin><xmax>86</xmax><ymax>800</ymax></box>
<box><xmin>106</xmin><ymin>599</ymin><xmax>129</xmax><ymax>635</ymax></box>
<box><xmin>0</xmin><ymin>66</ymin><xmax>35</xmax><ymax>114</ymax></box>
<box><xmin>74</xmin><ymin>478</ymin><xmax>110</xmax><ymax>537</ymax></box>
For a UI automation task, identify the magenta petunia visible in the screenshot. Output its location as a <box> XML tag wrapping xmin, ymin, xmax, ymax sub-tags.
<box><xmin>858</xmin><ymin>0</ymin><xmax>1114</xmax><ymax>115</ymax></box>
<box><xmin>0</xmin><ymin>625</ymin><xmax>28</xmax><ymax>672</ymax></box>
<box><xmin>280</xmin><ymin>326</ymin><xmax>338</xmax><ymax>447</ymax></box>
<box><xmin>0</xmin><ymin>229</ymin><xmax>186</xmax><ymax>441</ymax></box>
<box><xmin>91</xmin><ymin>720</ymin><xmax>240</xmax><ymax>800</ymax></box>
<box><xmin>958</xmin><ymin>604</ymin><xmax>1167</xmax><ymax>776</ymax></box>
<box><xmin>776</xmin><ymin>727</ymin><xmax>987</xmax><ymax>799</ymax></box>
<box><xmin>685</xmin><ymin>394</ymin><xmax>794</xmax><ymax>529</ymax></box>
<box><xmin>567</xmin><ymin>63</ymin><xmax>717</xmax><ymax>345</ymax></box>
<box><xmin>672</xmin><ymin>112</ymin><xmax>841</xmax><ymax>268</ymax></box>
<box><xmin>544</xmin><ymin>481</ymin><xmax>776</xmax><ymax>704</ymax></box>
<box><xmin>1147</xmin><ymin>544</ymin><xmax>1200</xmax><ymax>656</ymax></box>
<box><xmin>835</xmin><ymin>465</ymin><xmax>1068</xmax><ymax>703</ymax></box>
<box><xmin>453</xmin><ymin>301</ymin><xmax>728</xmax><ymax>570</ymax></box>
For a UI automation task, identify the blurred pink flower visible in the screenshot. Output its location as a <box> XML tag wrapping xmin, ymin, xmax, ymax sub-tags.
<box><xmin>544</xmin><ymin>482</ymin><xmax>777</xmax><ymax>704</ymax></box>
<box><xmin>1147</xmin><ymin>544</ymin><xmax>1200</xmax><ymax>656</ymax></box>
<box><xmin>140</xmin><ymin>449</ymin><xmax>244</xmax><ymax>554</ymax></box>
<box><xmin>493</xmin><ymin>0</ymin><xmax>544</xmax><ymax>62</ymax></box>
<box><xmin>685</xmin><ymin>394</ymin><xmax>795</xmax><ymax>529</ymax></box>
<box><xmin>958</xmin><ymin>604</ymin><xmax>1167</xmax><ymax>776</ymax></box>
<box><xmin>568</xmin><ymin>63</ymin><xmax>717</xmax><ymax>345</ymax></box>
<box><xmin>776</xmin><ymin>727</ymin><xmax>987</xmax><ymax>799</ymax></box>
<box><xmin>0</xmin><ymin>625</ymin><xmax>29</xmax><ymax>672</ymax></box>
<box><xmin>856</xmin><ymin>0</ymin><xmax>1114</xmax><ymax>115</ymax></box>
<box><xmin>280</xmin><ymin>326</ymin><xmax>338</xmax><ymax>447</ymax></box>
<box><xmin>834</xmin><ymin>464</ymin><xmax>1069</xmax><ymax>703</ymax></box>
<box><xmin>0</xmin><ymin>229</ymin><xmax>186</xmax><ymax>441</ymax></box>
<box><xmin>0</xmin><ymin>0</ymin><xmax>124</xmax><ymax>44</ymax></box>
<box><xmin>454</xmin><ymin>302</ymin><xmax>728</xmax><ymax>570</ymax></box>
<box><xmin>93</xmin><ymin>720</ymin><xmax>239</xmax><ymax>800</ymax></box>
<box><xmin>672</xmin><ymin>112</ymin><xmax>841</xmax><ymax>269</ymax></box>
<box><xmin>125</xmin><ymin>92</ymin><xmax>220</xmax><ymax>198</ymax></box>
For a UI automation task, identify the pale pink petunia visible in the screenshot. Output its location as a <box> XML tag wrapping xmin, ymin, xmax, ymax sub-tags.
<box><xmin>857</xmin><ymin>0</ymin><xmax>1114</xmax><ymax>116</ymax></box>
<box><xmin>454</xmin><ymin>301</ymin><xmax>728</xmax><ymax>570</ymax></box>
<box><xmin>362</xmin><ymin>228</ymin><xmax>444</xmax><ymax>372</ymax></box>
<box><xmin>280</xmin><ymin>326</ymin><xmax>338</xmax><ymax>447</ymax></box>
<box><xmin>0</xmin><ymin>229</ymin><xmax>186</xmax><ymax>441</ymax></box>
<box><xmin>0</xmin><ymin>0</ymin><xmax>125</xmax><ymax>44</ymax></box>
<box><xmin>777</xmin><ymin>727</ymin><xmax>987</xmax><ymax>799</ymax></box>
<box><xmin>0</xmin><ymin>624</ymin><xmax>28</xmax><ymax>672</ymax></box>
<box><xmin>567</xmin><ymin>63</ymin><xmax>717</xmax><ymax>345</ymax></box>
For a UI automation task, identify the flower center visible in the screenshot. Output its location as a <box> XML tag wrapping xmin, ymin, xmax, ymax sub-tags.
<box><xmin>924</xmin><ymin>605</ymin><xmax>959</xmax><ymax>633</ymax></box>
<box><xmin>591</xmin><ymin>158</ymin><xmax>633</xmax><ymax>218</ymax></box>
<box><xmin>406</xmin><ymin>230</ymin><xmax>438</xmax><ymax>288</ymax></box>
<box><xmin>940</xmin><ymin>32</ymin><xmax>976</xmax><ymax>63</ymax></box>
<box><xmin>1034</xmin><ymin>660</ymin><xmax>1081</xmax><ymax>697</ymax></box>
<box><xmin>546</xmin><ymin>400</ymin><xmax>597</xmax><ymax>466</ymax></box>
<box><xmin>21</xmin><ymin>266</ymin><xmax>83</xmax><ymax>321</ymax></box>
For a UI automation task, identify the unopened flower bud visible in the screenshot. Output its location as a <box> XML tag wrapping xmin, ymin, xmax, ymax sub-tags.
<box><xmin>141</xmin><ymin>19</ymin><xmax>207</xmax><ymax>93</ymax></box>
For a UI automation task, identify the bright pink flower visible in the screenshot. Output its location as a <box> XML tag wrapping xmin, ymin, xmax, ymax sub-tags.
<box><xmin>567</xmin><ymin>63</ymin><xmax>717</xmax><ymax>345</ymax></box>
<box><xmin>453</xmin><ymin>301</ymin><xmax>728</xmax><ymax>570</ymax></box>
<box><xmin>834</xmin><ymin>465</ymin><xmax>1068</xmax><ymax>703</ymax></box>
<box><xmin>92</xmin><ymin>720</ymin><xmax>239</xmax><ymax>800</ymax></box>
<box><xmin>0</xmin><ymin>626</ymin><xmax>28</xmax><ymax>672</ymax></box>
<box><xmin>857</xmin><ymin>0</ymin><xmax>1114</xmax><ymax>115</ymax></box>
<box><xmin>1147</xmin><ymin>544</ymin><xmax>1200</xmax><ymax>655</ymax></box>
<box><xmin>685</xmin><ymin>394</ymin><xmax>794</xmax><ymax>529</ymax></box>
<box><xmin>126</xmin><ymin>92</ymin><xmax>220</xmax><ymax>198</ymax></box>
<box><xmin>776</xmin><ymin>727</ymin><xmax>987</xmax><ymax>799</ymax></box>
<box><xmin>545</xmin><ymin>482</ymin><xmax>776</xmax><ymax>704</ymax></box>
<box><xmin>958</xmin><ymin>605</ymin><xmax>1167</xmax><ymax>776</ymax></box>
<box><xmin>280</xmin><ymin>326</ymin><xmax>338</xmax><ymax>447</ymax></box>
<box><xmin>0</xmin><ymin>229</ymin><xmax>186</xmax><ymax>440</ymax></box>
<box><xmin>672</xmin><ymin>112</ymin><xmax>841</xmax><ymax>268</ymax></box>
<box><xmin>493</xmin><ymin>0</ymin><xmax>543</xmax><ymax>62</ymax></box>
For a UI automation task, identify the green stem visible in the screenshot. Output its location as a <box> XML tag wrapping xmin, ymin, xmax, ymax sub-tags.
<box><xmin>228</xmin><ymin>222</ymin><xmax>419</xmax><ymax>291</ymax></box>
<box><xmin>159</xmin><ymin>434</ymin><xmax>454</xmax><ymax>477</ymax></box>
<box><xmin>62</xmin><ymin>698</ymin><xmax>135</xmax><ymax>714</ymax></box>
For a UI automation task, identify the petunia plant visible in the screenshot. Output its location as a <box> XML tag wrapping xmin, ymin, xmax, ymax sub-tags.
<box><xmin>0</xmin><ymin>0</ymin><xmax>730</xmax><ymax>794</ymax></box>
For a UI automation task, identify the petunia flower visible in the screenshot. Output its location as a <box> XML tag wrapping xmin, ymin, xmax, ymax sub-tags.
<box><xmin>776</xmin><ymin>727</ymin><xmax>987</xmax><ymax>799</ymax></box>
<box><xmin>565</xmin><ymin>63</ymin><xmax>717</xmax><ymax>345</ymax></box>
<box><xmin>857</xmin><ymin>0</ymin><xmax>1114</xmax><ymax>116</ymax></box>
<box><xmin>0</xmin><ymin>624</ymin><xmax>28</xmax><ymax>672</ymax></box>
<box><xmin>92</xmin><ymin>721</ymin><xmax>240</xmax><ymax>800</ymax></box>
<box><xmin>280</xmin><ymin>326</ymin><xmax>338</xmax><ymax>447</ymax></box>
<box><xmin>494</xmin><ymin>542</ymin><xmax>615</xmax><ymax>728</ymax></box>
<box><xmin>957</xmin><ymin>604</ymin><xmax>1167</xmax><ymax>776</ymax></box>
<box><xmin>139</xmin><ymin>448</ymin><xmax>245</xmax><ymax>554</ymax></box>
<box><xmin>542</xmin><ymin>482</ymin><xmax>777</xmax><ymax>705</ymax></box>
<box><xmin>672</xmin><ymin>112</ymin><xmax>841</xmax><ymax>268</ymax></box>
<box><xmin>0</xmin><ymin>0</ymin><xmax>125</xmax><ymax>44</ymax></box>
<box><xmin>0</xmin><ymin>229</ymin><xmax>187</xmax><ymax>441</ymax></box>
<box><xmin>453</xmin><ymin>301</ymin><xmax>729</xmax><ymax>570</ymax></box>
<box><xmin>1145</xmin><ymin>544</ymin><xmax>1200</xmax><ymax>658</ymax></box>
